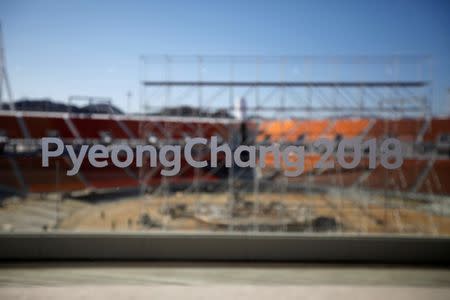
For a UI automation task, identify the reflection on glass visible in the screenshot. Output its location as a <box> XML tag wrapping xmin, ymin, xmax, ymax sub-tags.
<box><xmin>0</xmin><ymin>56</ymin><xmax>449</xmax><ymax>235</ymax></box>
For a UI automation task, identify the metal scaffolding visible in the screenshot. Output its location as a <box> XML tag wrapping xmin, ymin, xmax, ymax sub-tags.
<box><xmin>135</xmin><ymin>55</ymin><xmax>448</xmax><ymax>234</ymax></box>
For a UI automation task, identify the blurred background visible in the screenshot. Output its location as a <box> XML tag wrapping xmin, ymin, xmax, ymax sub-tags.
<box><xmin>0</xmin><ymin>0</ymin><xmax>449</xmax><ymax>236</ymax></box>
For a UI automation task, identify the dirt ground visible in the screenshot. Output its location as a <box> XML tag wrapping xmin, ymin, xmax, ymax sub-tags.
<box><xmin>57</xmin><ymin>192</ymin><xmax>450</xmax><ymax>235</ymax></box>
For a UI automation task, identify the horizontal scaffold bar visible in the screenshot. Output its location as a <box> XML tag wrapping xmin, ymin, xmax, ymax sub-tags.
<box><xmin>142</xmin><ymin>81</ymin><xmax>428</xmax><ymax>88</ymax></box>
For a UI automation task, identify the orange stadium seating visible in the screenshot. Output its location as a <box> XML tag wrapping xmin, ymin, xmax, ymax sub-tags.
<box><xmin>132</xmin><ymin>119</ymin><xmax>167</xmax><ymax>139</ymax></box>
<box><xmin>1</xmin><ymin>113</ymin><xmax>448</xmax><ymax>196</ymax></box>
<box><xmin>424</xmin><ymin>119</ymin><xmax>450</xmax><ymax>143</ymax></box>
<box><xmin>15</xmin><ymin>156</ymin><xmax>86</xmax><ymax>193</ymax></box>
<box><xmin>362</xmin><ymin>159</ymin><xmax>427</xmax><ymax>192</ymax></box>
<box><xmin>261</xmin><ymin>153</ymin><xmax>322</xmax><ymax>175</ymax></box>
<box><xmin>24</xmin><ymin>115</ymin><xmax>75</xmax><ymax>139</ymax></box>
<box><xmin>120</xmin><ymin>119</ymin><xmax>141</xmax><ymax>138</ymax></box>
<box><xmin>330</xmin><ymin>119</ymin><xmax>370</xmax><ymax>138</ymax></box>
<box><xmin>199</xmin><ymin>122</ymin><xmax>231</xmax><ymax>140</ymax></box>
<box><xmin>418</xmin><ymin>160</ymin><xmax>450</xmax><ymax>195</ymax></box>
<box><xmin>296</xmin><ymin>120</ymin><xmax>331</xmax><ymax>141</ymax></box>
<box><xmin>79</xmin><ymin>159</ymin><xmax>139</xmax><ymax>190</ymax></box>
<box><xmin>0</xmin><ymin>115</ymin><xmax>24</xmax><ymax>139</ymax></box>
<box><xmin>0</xmin><ymin>157</ymin><xmax>23</xmax><ymax>191</ymax></box>
<box><xmin>257</xmin><ymin>119</ymin><xmax>331</xmax><ymax>143</ymax></box>
<box><xmin>259</xmin><ymin>118</ymin><xmax>429</xmax><ymax>143</ymax></box>
<box><xmin>366</xmin><ymin>119</ymin><xmax>424</xmax><ymax>141</ymax></box>
<box><xmin>70</xmin><ymin>117</ymin><xmax>129</xmax><ymax>139</ymax></box>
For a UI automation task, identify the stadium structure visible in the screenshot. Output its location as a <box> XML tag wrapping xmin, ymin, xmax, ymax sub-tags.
<box><xmin>0</xmin><ymin>53</ymin><xmax>449</xmax><ymax>234</ymax></box>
